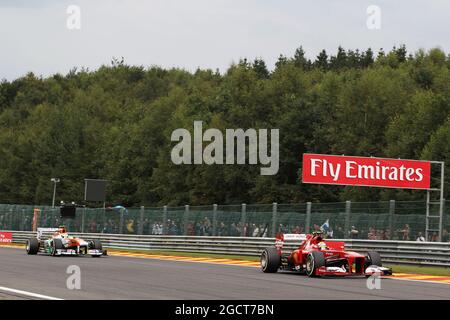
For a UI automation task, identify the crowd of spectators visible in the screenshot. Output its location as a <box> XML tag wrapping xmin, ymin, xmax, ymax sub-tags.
<box><xmin>272</xmin><ymin>222</ymin><xmax>449</xmax><ymax>243</ymax></box>
<box><xmin>143</xmin><ymin>218</ymin><xmax>270</xmax><ymax>237</ymax></box>
<box><xmin>106</xmin><ymin>217</ymin><xmax>448</xmax><ymax>242</ymax></box>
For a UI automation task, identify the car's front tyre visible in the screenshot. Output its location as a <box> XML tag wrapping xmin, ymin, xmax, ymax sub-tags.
<box><xmin>90</xmin><ymin>239</ymin><xmax>103</xmax><ymax>257</ymax></box>
<box><xmin>365</xmin><ymin>251</ymin><xmax>382</xmax><ymax>268</ymax></box>
<box><xmin>26</xmin><ymin>238</ymin><xmax>39</xmax><ymax>255</ymax></box>
<box><xmin>306</xmin><ymin>251</ymin><xmax>325</xmax><ymax>277</ymax></box>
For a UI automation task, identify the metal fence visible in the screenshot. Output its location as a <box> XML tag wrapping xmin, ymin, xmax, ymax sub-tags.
<box><xmin>0</xmin><ymin>201</ymin><xmax>449</xmax><ymax>242</ymax></box>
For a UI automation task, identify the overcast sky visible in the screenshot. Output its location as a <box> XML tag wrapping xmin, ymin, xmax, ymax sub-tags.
<box><xmin>1</xmin><ymin>0</ymin><xmax>449</xmax><ymax>80</ymax></box>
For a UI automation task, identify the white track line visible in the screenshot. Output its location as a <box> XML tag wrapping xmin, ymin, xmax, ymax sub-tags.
<box><xmin>0</xmin><ymin>286</ymin><xmax>63</xmax><ymax>300</ymax></box>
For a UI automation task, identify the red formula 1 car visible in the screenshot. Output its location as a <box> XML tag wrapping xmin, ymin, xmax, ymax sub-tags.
<box><xmin>260</xmin><ymin>232</ymin><xmax>392</xmax><ymax>277</ymax></box>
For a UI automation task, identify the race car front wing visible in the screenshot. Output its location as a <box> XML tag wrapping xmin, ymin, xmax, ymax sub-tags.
<box><xmin>314</xmin><ymin>265</ymin><xmax>392</xmax><ymax>276</ymax></box>
<box><xmin>52</xmin><ymin>249</ymin><xmax>103</xmax><ymax>256</ymax></box>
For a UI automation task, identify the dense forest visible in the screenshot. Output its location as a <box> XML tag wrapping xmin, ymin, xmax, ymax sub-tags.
<box><xmin>0</xmin><ymin>46</ymin><xmax>449</xmax><ymax>206</ymax></box>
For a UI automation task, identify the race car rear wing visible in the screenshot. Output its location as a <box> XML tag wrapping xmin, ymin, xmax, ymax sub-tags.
<box><xmin>36</xmin><ymin>228</ymin><xmax>59</xmax><ymax>240</ymax></box>
<box><xmin>275</xmin><ymin>233</ymin><xmax>306</xmax><ymax>252</ymax></box>
<box><xmin>277</xmin><ymin>233</ymin><xmax>307</xmax><ymax>241</ymax></box>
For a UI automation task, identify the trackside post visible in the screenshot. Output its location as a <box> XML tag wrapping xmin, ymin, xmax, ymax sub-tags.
<box><xmin>184</xmin><ymin>205</ymin><xmax>189</xmax><ymax>235</ymax></box>
<box><xmin>138</xmin><ymin>206</ymin><xmax>144</xmax><ymax>235</ymax></box>
<box><xmin>119</xmin><ymin>209</ymin><xmax>124</xmax><ymax>234</ymax></box>
<box><xmin>212</xmin><ymin>204</ymin><xmax>218</xmax><ymax>236</ymax></box>
<box><xmin>389</xmin><ymin>200</ymin><xmax>395</xmax><ymax>239</ymax></box>
<box><xmin>305</xmin><ymin>202</ymin><xmax>311</xmax><ymax>233</ymax></box>
<box><xmin>272</xmin><ymin>202</ymin><xmax>277</xmax><ymax>237</ymax></box>
<box><xmin>163</xmin><ymin>205</ymin><xmax>168</xmax><ymax>235</ymax></box>
<box><xmin>241</xmin><ymin>204</ymin><xmax>246</xmax><ymax>237</ymax></box>
<box><xmin>345</xmin><ymin>201</ymin><xmax>351</xmax><ymax>235</ymax></box>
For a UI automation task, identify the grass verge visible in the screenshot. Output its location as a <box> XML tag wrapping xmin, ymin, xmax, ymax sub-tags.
<box><xmin>384</xmin><ymin>264</ymin><xmax>450</xmax><ymax>276</ymax></box>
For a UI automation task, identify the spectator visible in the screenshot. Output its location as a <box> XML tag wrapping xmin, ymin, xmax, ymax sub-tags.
<box><xmin>401</xmin><ymin>224</ymin><xmax>410</xmax><ymax>241</ymax></box>
<box><xmin>254</xmin><ymin>224</ymin><xmax>267</xmax><ymax>237</ymax></box>
<box><xmin>334</xmin><ymin>226</ymin><xmax>344</xmax><ymax>239</ymax></box>
<box><xmin>349</xmin><ymin>226</ymin><xmax>359</xmax><ymax>239</ymax></box>
<box><xmin>201</xmin><ymin>217</ymin><xmax>212</xmax><ymax>236</ymax></box>
<box><xmin>126</xmin><ymin>219</ymin><xmax>134</xmax><ymax>234</ymax></box>
<box><xmin>102</xmin><ymin>219</ymin><xmax>112</xmax><ymax>233</ymax></box>
<box><xmin>152</xmin><ymin>222</ymin><xmax>159</xmax><ymax>235</ymax></box>
<box><xmin>291</xmin><ymin>225</ymin><xmax>301</xmax><ymax>234</ymax></box>
<box><xmin>384</xmin><ymin>228</ymin><xmax>391</xmax><ymax>240</ymax></box>
<box><xmin>368</xmin><ymin>226</ymin><xmax>376</xmax><ymax>240</ymax></box>
<box><xmin>326</xmin><ymin>227</ymin><xmax>334</xmax><ymax>239</ymax></box>
<box><xmin>243</xmin><ymin>223</ymin><xmax>249</xmax><ymax>237</ymax></box>
<box><xmin>89</xmin><ymin>219</ymin><xmax>97</xmax><ymax>233</ymax></box>
<box><xmin>217</xmin><ymin>222</ymin><xmax>227</xmax><ymax>236</ymax></box>
<box><xmin>186</xmin><ymin>222</ymin><xmax>195</xmax><ymax>236</ymax></box>
<box><xmin>430</xmin><ymin>232</ymin><xmax>439</xmax><ymax>242</ymax></box>
<box><xmin>252</xmin><ymin>224</ymin><xmax>260</xmax><ymax>237</ymax></box>
<box><xmin>312</xmin><ymin>224</ymin><xmax>320</xmax><ymax>233</ymax></box>
<box><xmin>379</xmin><ymin>230</ymin><xmax>387</xmax><ymax>240</ymax></box>
<box><xmin>195</xmin><ymin>221</ymin><xmax>202</xmax><ymax>235</ymax></box>
<box><xmin>168</xmin><ymin>220</ymin><xmax>178</xmax><ymax>235</ymax></box>
<box><xmin>442</xmin><ymin>229</ymin><xmax>449</xmax><ymax>242</ymax></box>
<box><xmin>416</xmin><ymin>232</ymin><xmax>425</xmax><ymax>242</ymax></box>
<box><xmin>230</xmin><ymin>223</ymin><xmax>239</xmax><ymax>236</ymax></box>
<box><xmin>278</xmin><ymin>224</ymin><xmax>289</xmax><ymax>234</ymax></box>
<box><xmin>157</xmin><ymin>222</ymin><xmax>163</xmax><ymax>235</ymax></box>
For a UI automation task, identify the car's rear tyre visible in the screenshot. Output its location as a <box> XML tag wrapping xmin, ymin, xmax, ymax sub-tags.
<box><xmin>261</xmin><ymin>247</ymin><xmax>280</xmax><ymax>273</ymax></box>
<box><xmin>366</xmin><ymin>251</ymin><xmax>382</xmax><ymax>267</ymax></box>
<box><xmin>26</xmin><ymin>238</ymin><xmax>39</xmax><ymax>255</ymax></box>
<box><xmin>306</xmin><ymin>251</ymin><xmax>325</xmax><ymax>277</ymax></box>
<box><xmin>52</xmin><ymin>238</ymin><xmax>63</xmax><ymax>256</ymax></box>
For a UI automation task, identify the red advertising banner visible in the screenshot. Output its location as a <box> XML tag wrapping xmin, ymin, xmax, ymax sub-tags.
<box><xmin>0</xmin><ymin>232</ymin><xmax>13</xmax><ymax>244</ymax></box>
<box><xmin>302</xmin><ymin>154</ymin><xmax>431</xmax><ymax>189</ymax></box>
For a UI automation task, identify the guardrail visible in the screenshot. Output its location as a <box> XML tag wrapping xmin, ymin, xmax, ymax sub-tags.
<box><xmin>5</xmin><ymin>230</ymin><xmax>450</xmax><ymax>267</ymax></box>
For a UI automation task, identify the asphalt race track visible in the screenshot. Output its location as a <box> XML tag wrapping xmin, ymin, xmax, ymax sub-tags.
<box><xmin>0</xmin><ymin>247</ymin><xmax>449</xmax><ymax>300</ymax></box>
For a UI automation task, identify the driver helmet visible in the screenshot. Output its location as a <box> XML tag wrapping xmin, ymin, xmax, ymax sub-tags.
<box><xmin>318</xmin><ymin>241</ymin><xmax>328</xmax><ymax>250</ymax></box>
<box><xmin>58</xmin><ymin>225</ymin><xmax>68</xmax><ymax>237</ymax></box>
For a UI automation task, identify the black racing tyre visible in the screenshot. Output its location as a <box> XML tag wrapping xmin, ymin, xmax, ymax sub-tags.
<box><xmin>260</xmin><ymin>247</ymin><xmax>281</xmax><ymax>273</ymax></box>
<box><xmin>52</xmin><ymin>238</ymin><xmax>63</xmax><ymax>256</ymax></box>
<box><xmin>306</xmin><ymin>251</ymin><xmax>325</xmax><ymax>277</ymax></box>
<box><xmin>366</xmin><ymin>251</ymin><xmax>382</xmax><ymax>267</ymax></box>
<box><xmin>90</xmin><ymin>239</ymin><xmax>102</xmax><ymax>251</ymax></box>
<box><xmin>26</xmin><ymin>238</ymin><xmax>39</xmax><ymax>255</ymax></box>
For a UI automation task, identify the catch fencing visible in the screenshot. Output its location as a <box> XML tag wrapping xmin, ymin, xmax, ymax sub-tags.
<box><xmin>6</xmin><ymin>231</ymin><xmax>450</xmax><ymax>267</ymax></box>
<box><xmin>0</xmin><ymin>200</ymin><xmax>449</xmax><ymax>242</ymax></box>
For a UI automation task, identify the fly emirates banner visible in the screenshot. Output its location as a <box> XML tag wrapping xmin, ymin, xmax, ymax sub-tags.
<box><xmin>302</xmin><ymin>154</ymin><xmax>431</xmax><ymax>189</ymax></box>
